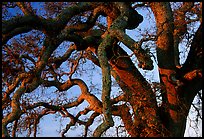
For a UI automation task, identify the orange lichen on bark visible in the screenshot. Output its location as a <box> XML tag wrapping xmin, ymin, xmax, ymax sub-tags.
<box><xmin>150</xmin><ymin>2</ymin><xmax>175</xmax><ymax>69</ymax></box>
<box><xmin>159</xmin><ymin>68</ymin><xmax>179</xmax><ymax>122</ymax></box>
<box><xmin>183</xmin><ymin>69</ymin><xmax>202</xmax><ymax>81</ymax></box>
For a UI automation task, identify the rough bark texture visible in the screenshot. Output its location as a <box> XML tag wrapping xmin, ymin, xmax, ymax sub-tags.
<box><xmin>2</xmin><ymin>2</ymin><xmax>202</xmax><ymax>137</ymax></box>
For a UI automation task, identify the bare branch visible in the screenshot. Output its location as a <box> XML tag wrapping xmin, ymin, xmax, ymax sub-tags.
<box><xmin>93</xmin><ymin>34</ymin><xmax>114</xmax><ymax>137</ymax></box>
<box><xmin>16</xmin><ymin>2</ymin><xmax>35</xmax><ymax>15</ymax></box>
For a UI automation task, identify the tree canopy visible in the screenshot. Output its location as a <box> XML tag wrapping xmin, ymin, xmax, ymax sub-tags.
<box><xmin>2</xmin><ymin>2</ymin><xmax>202</xmax><ymax>137</ymax></box>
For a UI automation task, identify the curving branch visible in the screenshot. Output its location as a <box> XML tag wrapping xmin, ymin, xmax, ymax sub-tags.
<box><xmin>93</xmin><ymin>34</ymin><xmax>114</xmax><ymax>137</ymax></box>
<box><xmin>2</xmin><ymin>15</ymin><xmax>48</xmax><ymax>37</ymax></box>
<box><xmin>2</xmin><ymin>2</ymin><xmax>201</xmax><ymax>137</ymax></box>
<box><xmin>109</xmin><ymin>29</ymin><xmax>153</xmax><ymax>70</ymax></box>
<box><xmin>85</xmin><ymin>35</ymin><xmax>161</xmax><ymax>136</ymax></box>
<box><xmin>54</xmin><ymin>2</ymin><xmax>102</xmax><ymax>30</ymax></box>
<box><xmin>92</xmin><ymin>3</ymin><xmax>155</xmax><ymax>136</ymax></box>
<box><xmin>41</xmin><ymin>78</ymin><xmax>103</xmax><ymax>113</ymax></box>
<box><xmin>61</xmin><ymin>108</ymin><xmax>91</xmax><ymax>137</ymax></box>
<box><xmin>84</xmin><ymin>112</ymin><xmax>100</xmax><ymax>137</ymax></box>
<box><xmin>2</xmin><ymin>76</ymin><xmax>40</xmax><ymax>137</ymax></box>
<box><xmin>2</xmin><ymin>26</ymin><xmax>33</xmax><ymax>45</ymax></box>
<box><xmin>48</xmin><ymin>43</ymin><xmax>76</xmax><ymax>69</ymax></box>
<box><xmin>107</xmin><ymin>2</ymin><xmax>153</xmax><ymax>70</ymax></box>
<box><xmin>2</xmin><ymin>2</ymin><xmax>101</xmax><ymax>44</ymax></box>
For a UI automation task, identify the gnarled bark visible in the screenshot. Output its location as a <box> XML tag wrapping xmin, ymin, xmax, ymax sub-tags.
<box><xmin>2</xmin><ymin>2</ymin><xmax>202</xmax><ymax>137</ymax></box>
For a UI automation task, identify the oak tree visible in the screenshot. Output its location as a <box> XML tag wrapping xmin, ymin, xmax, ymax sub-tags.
<box><xmin>2</xmin><ymin>2</ymin><xmax>202</xmax><ymax>137</ymax></box>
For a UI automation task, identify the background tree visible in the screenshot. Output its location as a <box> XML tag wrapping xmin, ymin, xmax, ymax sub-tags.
<box><xmin>2</xmin><ymin>2</ymin><xmax>202</xmax><ymax>137</ymax></box>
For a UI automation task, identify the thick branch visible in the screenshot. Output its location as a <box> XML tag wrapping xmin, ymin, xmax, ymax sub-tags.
<box><xmin>16</xmin><ymin>2</ymin><xmax>35</xmax><ymax>15</ymax></box>
<box><xmin>2</xmin><ymin>26</ymin><xmax>32</xmax><ymax>45</ymax></box>
<box><xmin>2</xmin><ymin>2</ymin><xmax>101</xmax><ymax>43</ymax></box>
<box><xmin>118</xmin><ymin>104</ymin><xmax>138</xmax><ymax>136</ymax></box>
<box><xmin>110</xmin><ymin>29</ymin><xmax>153</xmax><ymax>70</ymax></box>
<box><xmin>93</xmin><ymin>34</ymin><xmax>114</xmax><ymax>137</ymax></box>
<box><xmin>180</xmin><ymin>23</ymin><xmax>202</xmax><ymax>73</ymax></box>
<box><xmin>55</xmin><ymin>2</ymin><xmax>102</xmax><ymax>30</ymax></box>
<box><xmin>2</xmin><ymin>73</ymin><xmax>27</xmax><ymax>108</ymax></box>
<box><xmin>87</xmin><ymin>42</ymin><xmax>163</xmax><ymax>136</ymax></box>
<box><xmin>175</xmin><ymin>24</ymin><xmax>202</xmax><ymax>109</ymax></box>
<box><xmin>2</xmin><ymin>15</ymin><xmax>48</xmax><ymax>36</ymax></box>
<box><xmin>150</xmin><ymin>2</ymin><xmax>175</xmax><ymax>69</ymax></box>
<box><xmin>106</xmin><ymin>2</ymin><xmax>153</xmax><ymax>70</ymax></box>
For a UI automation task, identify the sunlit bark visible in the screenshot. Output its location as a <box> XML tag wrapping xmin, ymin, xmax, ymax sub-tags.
<box><xmin>2</xmin><ymin>2</ymin><xmax>202</xmax><ymax>137</ymax></box>
<box><xmin>150</xmin><ymin>2</ymin><xmax>202</xmax><ymax>136</ymax></box>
